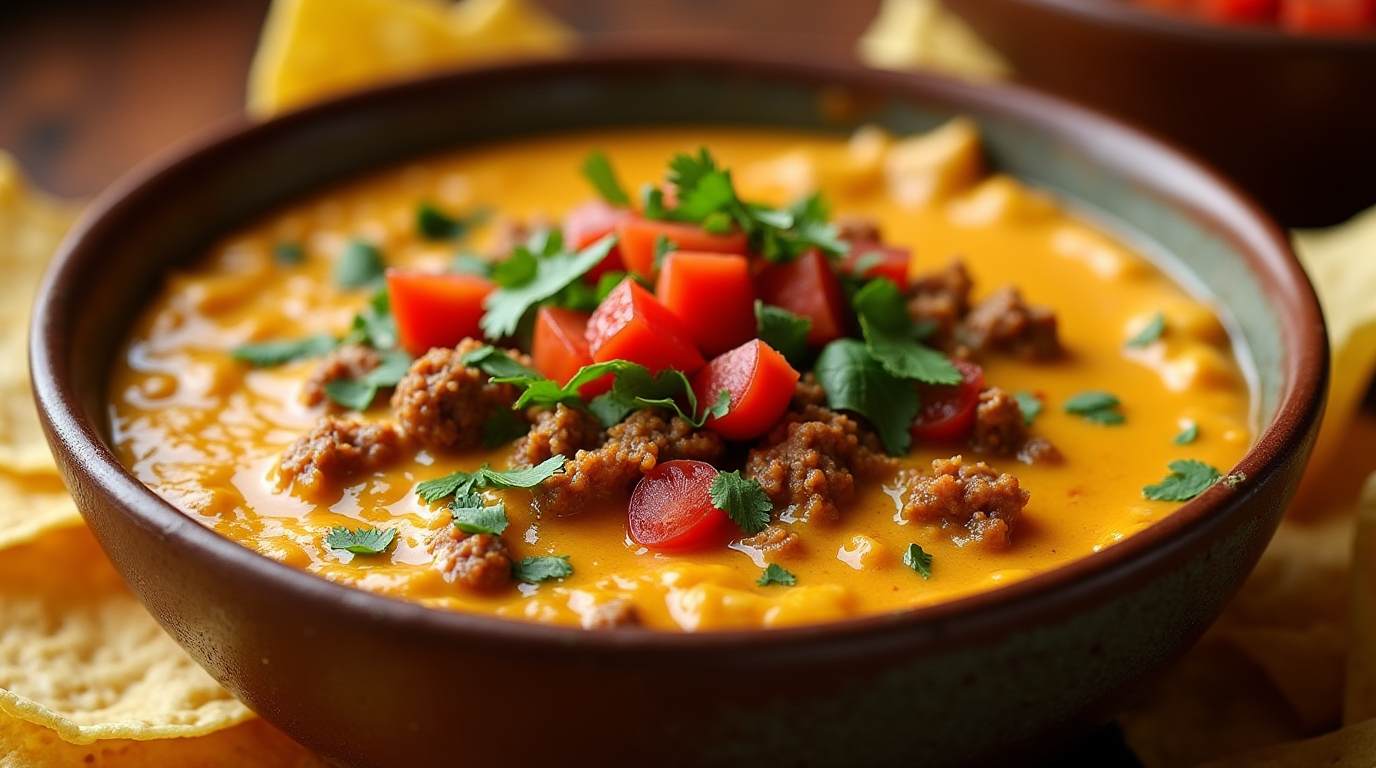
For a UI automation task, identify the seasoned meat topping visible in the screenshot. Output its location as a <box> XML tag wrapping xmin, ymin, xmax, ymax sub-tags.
<box><xmin>391</xmin><ymin>338</ymin><xmax>528</xmax><ymax>450</ymax></box>
<box><xmin>430</xmin><ymin>529</ymin><xmax>512</xmax><ymax>591</ymax></box>
<box><xmin>900</xmin><ymin>456</ymin><xmax>1029</xmax><ymax>548</ymax></box>
<box><xmin>835</xmin><ymin>213</ymin><xmax>882</xmax><ymax>244</ymax></box>
<box><xmin>906</xmin><ymin>260</ymin><xmax>974</xmax><ymax>352</ymax></box>
<box><xmin>970</xmin><ymin>387</ymin><xmax>1064</xmax><ymax>465</ymax></box>
<box><xmin>744</xmin><ymin>404</ymin><xmax>896</xmax><ymax>522</ymax></box>
<box><xmin>301</xmin><ymin>345</ymin><xmax>381</xmax><ymax>407</ymax></box>
<box><xmin>533</xmin><ymin>409</ymin><xmax>725</xmax><ymax>517</ymax></box>
<box><xmin>957</xmin><ymin>287</ymin><xmax>1061</xmax><ymax>361</ymax></box>
<box><xmin>739</xmin><ymin>524</ymin><xmax>803</xmax><ymax>560</ymax></box>
<box><xmin>581</xmin><ymin>598</ymin><xmax>640</xmax><ymax>630</ymax></box>
<box><xmin>511</xmin><ymin>404</ymin><xmax>605</xmax><ymax>467</ymax></box>
<box><xmin>278</xmin><ymin>417</ymin><xmax>400</xmax><ymax>496</ymax></box>
<box><xmin>791</xmin><ymin>374</ymin><xmax>828</xmax><ymax>410</ymax></box>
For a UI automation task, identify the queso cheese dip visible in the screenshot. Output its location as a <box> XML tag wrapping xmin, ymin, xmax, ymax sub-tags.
<box><xmin>107</xmin><ymin>124</ymin><xmax>1253</xmax><ymax>631</ymax></box>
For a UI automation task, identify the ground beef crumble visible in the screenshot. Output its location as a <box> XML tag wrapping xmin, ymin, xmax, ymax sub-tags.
<box><xmin>835</xmin><ymin>213</ymin><xmax>882</xmax><ymax>244</ymax></box>
<box><xmin>907</xmin><ymin>259</ymin><xmax>974</xmax><ymax>352</ymax></box>
<box><xmin>957</xmin><ymin>287</ymin><xmax>1061</xmax><ymax>361</ymax></box>
<box><xmin>744</xmin><ymin>397</ymin><xmax>896</xmax><ymax>522</ymax></box>
<box><xmin>511</xmin><ymin>404</ymin><xmax>604</xmax><ymax>467</ymax></box>
<box><xmin>739</xmin><ymin>524</ymin><xmax>803</xmax><ymax>560</ymax></box>
<box><xmin>391</xmin><ymin>338</ymin><xmax>528</xmax><ymax>450</ymax></box>
<box><xmin>301</xmin><ymin>345</ymin><xmax>381</xmax><ymax>407</ymax></box>
<box><xmin>532</xmin><ymin>409</ymin><xmax>725</xmax><ymax>517</ymax></box>
<box><xmin>900</xmin><ymin>456</ymin><xmax>1029</xmax><ymax>548</ymax></box>
<box><xmin>969</xmin><ymin>388</ymin><xmax>1063</xmax><ymax>465</ymax></box>
<box><xmin>581</xmin><ymin>598</ymin><xmax>640</xmax><ymax>630</ymax></box>
<box><xmin>278</xmin><ymin>416</ymin><xmax>401</xmax><ymax>496</ymax></box>
<box><xmin>429</xmin><ymin>529</ymin><xmax>512</xmax><ymax>590</ymax></box>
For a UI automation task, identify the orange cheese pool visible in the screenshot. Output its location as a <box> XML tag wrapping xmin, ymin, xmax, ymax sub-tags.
<box><xmin>107</xmin><ymin>125</ymin><xmax>1253</xmax><ymax>631</ymax></box>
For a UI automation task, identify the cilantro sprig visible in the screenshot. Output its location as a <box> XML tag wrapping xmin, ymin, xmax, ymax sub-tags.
<box><xmin>513</xmin><ymin>555</ymin><xmax>573</xmax><ymax>583</ymax></box>
<box><xmin>479</xmin><ymin>234</ymin><xmax>618</xmax><ymax>340</ymax></box>
<box><xmin>1014</xmin><ymin>391</ymin><xmax>1043</xmax><ymax>427</ymax></box>
<box><xmin>416</xmin><ymin>455</ymin><xmax>567</xmax><ymax>505</ymax></box>
<box><xmin>323</xmin><ymin>349</ymin><xmax>411</xmax><ymax>411</ymax></box>
<box><xmin>416</xmin><ymin>203</ymin><xmax>482</xmax><ymax>241</ymax></box>
<box><xmin>335</xmin><ymin>240</ymin><xmax>386</xmax><ymax>288</ymax></box>
<box><xmin>581</xmin><ymin>149</ymin><xmax>630</xmax><ymax>206</ymax></box>
<box><xmin>1064</xmin><ymin>391</ymin><xmax>1126</xmax><ymax>426</ymax></box>
<box><xmin>902</xmin><ymin>543</ymin><xmax>933</xmax><ymax>579</ymax></box>
<box><xmin>324</xmin><ymin>526</ymin><xmax>396</xmax><ymax>555</ymax></box>
<box><xmin>1174</xmin><ymin>422</ymin><xmax>1199</xmax><ymax>445</ymax></box>
<box><xmin>1126</xmin><ymin>312</ymin><xmax>1166</xmax><ymax>348</ymax></box>
<box><xmin>852</xmin><ymin>279</ymin><xmax>961</xmax><ymax>386</ymax></box>
<box><xmin>814</xmin><ymin>339</ymin><xmax>920</xmax><ymax>456</ymax></box>
<box><xmin>756</xmin><ymin>563</ymin><xmax>797</xmax><ymax>587</ymax></box>
<box><xmin>230</xmin><ymin>335</ymin><xmax>337</xmax><ymax>368</ymax></box>
<box><xmin>451</xmin><ymin>490</ymin><xmax>510</xmax><ymax>536</ymax></box>
<box><xmin>1142</xmin><ymin>459</ymin><xmax>1223</xmax><ymax>502</ymax></box>
<box><xmin>709</xmin><ymin>471</ymin><xmax>772</xmax><ymax>536</ymax></box>
<box><xmin>756</xmin><ymin>301</ymin><xmax>812</xmax><ymax>370</ymax></box>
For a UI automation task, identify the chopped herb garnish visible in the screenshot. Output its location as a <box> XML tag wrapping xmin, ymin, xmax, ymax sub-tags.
<box><xmin>814</xmin><ymin>339</ymin><xmax>920</xmax><ymax>456</ymax></box>
<box><xmin>416</xmin><ymin>455</ymin><xmax>566</xmax><ymax>505</ymax></box>
<box><xmin>324</xmin><ymin>526</ymin><xmax>396</xmax><ymax>555</ymax></box>
<box><xmin>335</xmin><ymin>240</ymin><xmax>386</xmax><ymax>288</ymax></box>
<box><xmin>229</xmin><ymin>334</ymin><xmax>336</xmax><ymax>368</ymax></box>
<box><xmin>322</xmin><ymin>349</ymin><xmax>411</xmax><ymax>411</ymax></box>
<box><xmin>451</xmin><ymin>491</ymin><xmax>510</xmax><ymax>536</ymax></box>
<box><xmin>852</xmin><ymin>279</ymin><xmax>962</xmax><ymax>386</ymax></box>
<box><xmin>451</xmin><ymin>253</ymin><xmax>495</xmax><ymax>278</ymax></box>
<box><xmin>273</xmin><ymin>241</ymin><xmax>305</xmax><ymax>265</ymax></box>
<box><xmin>902</xmin><ymin>543</ymin><xmax>933</xmax><ymax>579</ymax></box>
<box><xmin>1126</xmin><ymin>312</ymin><xmax>1166</xmax><ymax>348</ymax></box>
<box><xmin>1014</xmin><ymin>391</ymin><xmax>1043</xmax><ymax>427</ymax></box>
<box><xmin>494</xmin><ymin>358</ymin><xmax>727</xmax><ymax>429</ymax></box>
<box><xmin>756</xmin><ymin>301</ymin><xmax>812</xmax><ymax>370</ymax></box>
<box><xmin>342</xmin><ymin>288</ymin><xmax>399</xmax><ymax>350</ymax></box>
<box><xmin>581</xmin><ymin>149</ymin><xmax>630</xmax><ymax>206</ymax></box>
<box><xmin>1174</xmin><ymin>422</ymin><xmax>1199</xmax><ymax>445</ymax></box>
<box><xmin>1142</xmin><ymin>459</ymin><xmax>1223</xmax><ymax>502</ymax></box>
<box><xmin>479</xmin><ymin>234</ymin><xmax>617</xmax><ymax>340</ymax></box>
<box><xmin>709</xmin><ymin>471</ymin><xmax>772</xmax><ymax>536</ymax></box>
<box><xmin>512</xmin><ymin>555</ymin><xmax>573</xmax><ymax>583</ymax></box>
<box><xmin>482</xmin><ymin>408</ymin><xmax>528</xmax><ymax>449</ymax></box>
<box><xmin>459</xmin><ymin>344</ymin><xmax>544</xmax><ymax>381</ymax></box>
<box><xmin>1063</xmin><ymin>390</ymin><xmax>1126</xmax><ymax>426</ymax></box>
<box><xmin>490</xmin><ymin>246</ymin><xmax>539</xmax><ymax>288</ymax></box>
<box><xmin>756</xmin><ymin>562</ymin><xmax>797</xmax><ymax>587</ymax></box>
<box><xmin>652</xmin><ymin>234</ymin><xmax>678</xmax><ymax>270</ymax></box>
<box><xmin>416</xmin><ymin>203</ymin><xmax>475</xmax><ymax>241</ymax></box>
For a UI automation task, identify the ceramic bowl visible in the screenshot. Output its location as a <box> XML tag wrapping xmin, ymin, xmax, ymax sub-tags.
<box><xmin>944</xmin><ymin>0</ymin><xmax>1376</xmax><ymax>227</ymax></box>
<box><xmin>30</xmin><ymin>51</ymin><xmax>1326</xmax><ymax>768</ymax></box>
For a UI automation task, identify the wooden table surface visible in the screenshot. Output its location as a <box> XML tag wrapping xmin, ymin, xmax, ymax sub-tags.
<box><xmin>0</xmin><ymin>1</ymin><xmax>1143</xmax><ymax>765</ymax></box>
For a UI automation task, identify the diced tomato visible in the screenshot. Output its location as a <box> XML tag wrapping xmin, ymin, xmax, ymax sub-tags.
<box><xmin>385</xmin><ymin>269</ymin><xmax>495</xmax><ymax>356</ymax></box>
<box><xmin>616</xmin><ymin>217</ymin><xmax>749</xmax><ymax>279</ymax></box>
<box><xmin>531</xmin><ymin>307</ymin><xmax>612</xmax><ymax>399</ymax></box>
<box><xmin>628</xmin><ymin>460</ymin><xmax>732</xmax><ymax>550</ymax></box>
<box><xmin>564</xmin><ymin>200</ymin><xmax>632</xmax><ymax>282</ymax></box>
<box><xmin>1281</xmin><ymin>0</ymin><xmax>1376</xmax><ymax>31</ymax></box>
<box><xmin>1198</xmin><ymin>0</ymin><xmax>1280</xmax><ymax>22</ymax></box>
<box><xmin>841</xmin><ymin>241</ymin><xmax>912</xmax><ymax>290</ymax></box>
<box><xmin>655</xmin><ymin>252</ymin><xmax>758</xmax><ymax>358</ymax></box>
<box><xmin>910</xmin><ymin>359</ymin><xmax>985</xmax><ymax>444</ymax></box>
<box><xmin>755</xmin><ymin>249</ymin><xmax>850</xmax><ymax>347</ymax></box>
<box><xmin>586</xmin><ymin>279</ymin><xmax>706</xmax><ymax>374</ymax></box>
<box><xmin>691</xmin><ymin>340</ymin><xmax>800</xmax><ymax>441</ymax></box>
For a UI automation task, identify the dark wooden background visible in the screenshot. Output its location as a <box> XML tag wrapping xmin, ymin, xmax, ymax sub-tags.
<box><xmin>0</xmin><ymin>1</ymin><xmax>1142</xmax><ymax>764</ymax></box>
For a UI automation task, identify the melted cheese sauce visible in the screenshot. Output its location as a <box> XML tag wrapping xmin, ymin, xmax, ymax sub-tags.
<box><xmin>107</xmin><ymin>127</ymin><xmax>1253</xmax><ymax>630</ymax></box>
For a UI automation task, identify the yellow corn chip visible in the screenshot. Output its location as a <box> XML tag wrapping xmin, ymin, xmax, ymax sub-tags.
<box><xmin>1195</xmin><ymin>717</ymin><xmax>1376</xmax><ymax>768</ymax></box>
<box><xmin>0</xmin><ymin>526</ymin><xmax>252</xmax><ymax>743</ymax></box>
<box><xmin>247</xmin><ymin>0</ymin><xmax>574</xmax><ymax>118</ymax></box>
<box><xmin>857</xmin><ymin>0</ymin><xmax>1009</xmax><ymax>81</ymax></box>
<box><xmin>1345</xmin><ymin>472</ymin><xmax>1376</xmax><ymax>724</ymax></box>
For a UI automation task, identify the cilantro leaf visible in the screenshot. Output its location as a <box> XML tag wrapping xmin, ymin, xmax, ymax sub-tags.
<box><xmin>853</xmin><ymin>279</ymin><xmax>962</xmax><ymax>386</ymax></box>
<box><xmin>1126</xmin><ymin>312</ymin><xmax>1166</xmax><ymax>348</ymax></box>
<box><xmin>273</xmin><ymin>241</ymin><xmax>305</xmax><ymax>266</ymax></box>
<box><xmin>451</xmin><ymin>492</ymin><xmax>510</xmax><ymax>536</ymax></box>
<box><xmin>756</xmin><ymin>562</ymin><xmax>797</xmax><ymax>587</ymax></box>
<box><xmin>668</xmin><ymin>148</ymin><xmax>719</xmax><ymax>198</ymax></box>
<box><xmin>501</xmin><ymin>359</ymin><xmax>722</xmax><ymax>429</ymax></box>
<box><xmin>416</xmin><ymin>203</ymin><xmax>476</xmax><ymax>241</ymax></box>
<box><xmin>417</xmin><ymin>473</ymin><xmax>480</xmax><ymax>505</ymax></box>
<box><xmin>814</xmin><ymin>339</ymin><xmax>919</xmax><ymax>456</ymax></box>
<box><xmin>415</xmin><ymin>456</ymin><xmax>566</xmax><ymax>504</ymax></box>
<box><xmin>482</xmin><ymin>408</ymin><xmax>528</xmax><ymax>449</ymax></box>
<box><xmin>1014</xmin><ymin>391</ymin><xmax>1043</xmax><ymax>426</ymax></box>
<box><xmin>902</xmin><ymin>543</ymin><xmax>933</xmax><ymax>579</ymax></box>
<box><xmin>480</xmin><ymin>234</ymin><xmax>617</xmax><ymax>340</ymax></box>
<box><xmin>674</xmin><ymin>170</ymin><xmax>737</xmax><ymax>222</ymax></box>
<box><xmin>342</xmin><ymin>288</ymin><xmax>399</xmax><ymax>350</ymax></box>
<box><xmin>490</xmin><ymin>247</ymin><xmax>539</xmax><ymax>288</ymax></box>
<box><xmin>1064</xmin><ymin>391</ymin><xmax>1125</xmax><ymax>426</ymax></box>
<box><xmin>581</xmin><ymin>150</ymin><xmax>630</xmax><ymax>206</ymax></box>
<box><xmin>324</xmin><ymin>526</ymin><xmax>396</xmax><ymax>555</ymax></box>
<box><xmin>709</xmin><ymin>471</ymin><xmax>772</xmax><ymax>535</ymax></box>
<box><xmin>230</xmin><ymin>334</ymin><xmax>336</xmax><ymax>367</ymax></box>
<box><xmin>323</xmin><ymin>349</ymin><xmax>411</xmax><ymax>411</ymax></box>
<box><xmin>1174</xmin><ymin>422</ymin><xmax>1199</xmax><ymax>445</ymax></box>
<box><xmin>451</xmin><ymin>253</ymin><xmax>495</xmax><ymax>278</ymax></box>
<box><xmin>653</xmin><ymin>234</ymin><xmax>678</xmax><ymax>270</ymax></box>
<box><xmin>335</xmin><ymin>240</ymin><xmax>386</xmax><ymax>288</ymax></box>
<box><xmin>459</xmin><ymin>344</ymin><xmax>545</xmax><ymax>381</ymax></box>
<box><xmin>512</xmin><ymin>555</ymin><xmax>573</xmax><ymax>583</ymax></box>
<box><xmin>1142</xmin><ymin>459</ymin><xmax>1222</xmax><ymax>502</ymax></box>
<box><xmin>756</xmin><ymin>301</ymin><xmax>812</xmax><ymax>370</ymax></box>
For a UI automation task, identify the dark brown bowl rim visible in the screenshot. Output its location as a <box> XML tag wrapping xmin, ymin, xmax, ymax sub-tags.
<box><xmin>31</xmin><ymin>48</ymin><xmax>1327</xmax><ymax>654</ymax></box>
<box><xmin>1009</xmin><ymin>0</ymin><xmax>1376</xmax><ymax>47</ymax></box>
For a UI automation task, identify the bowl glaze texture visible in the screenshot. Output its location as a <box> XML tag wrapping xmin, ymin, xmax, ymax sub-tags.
<box><xmin>31</xmin><ymin>52</ymin><xmax>1326</xmax><ymax>768</ymax></box>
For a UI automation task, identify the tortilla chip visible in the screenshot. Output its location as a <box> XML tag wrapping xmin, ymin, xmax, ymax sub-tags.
<box><xmin>0</xmin><ymin>709</ymin><xmax>327</xmax><ymax>768</ymax></box>
<box><xmin>1345</xmin><ymin>472</ymin><xmax>1376</xmax><ymax>724</ymax></box>
<box><xmin>0</xmin><ymin>526</ymin><xmax>252</xmax><ymax>743</ymax></box>
<box><xmin>857</xmin><ymin>0</ymin><xmax>1009</xmax><ymax>80</ymax></box>
<box><xmin>1225</xmin><ymin>624</ymin><xmax>1346</xmax><ymax>732</ymax></box>
<box><xmin>1195</xmin><ymin>717</ymin><xmax>1376</xmax><ymax>768</ymax></box>
<box><xmin>247</xmin><ymin>0</ymin><xmax>574</xmax><ymax>118</ymax></box>
<box><xmin>0</xmin><ymin>471</ymin><xmax>80</xmax><ymax>551</ymax></box>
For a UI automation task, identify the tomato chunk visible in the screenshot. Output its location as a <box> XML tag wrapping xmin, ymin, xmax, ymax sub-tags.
<box><xmin>1281</xmin><ymin>0</ymin><xmax>1376</xmax><ymax>31</ymax></box>
<box><xmin>911</xmin><ymin>359</ymin><xmax>985</xmax><ymax>444</ymax></box>
<box><xmin>586</xmin><ymin>279</ymin><xmax>706</xmax><ymax>374</ymax></box>
<box><xmin>842</xmin><ymin>241</ymin><xmax>912</xmax><ymax>290</ymax></box>
<box><xmin>532</xmin><ymin>307</ymin><xmax>612</xmax><ymax>398</ymax></box>
<box><xmin>628</xmin><ymin>460</ymin><xmax>731</xmax><ymax>550</ymax></box>
<box><xmin>691</xmin><ymin>340</ymin><xmax>800</xmax><ymax>441</ymax></box>
<box><xmin>656</xmin><ymin>252</ymin><xmax>758</xmax><ymax>358</ymax></box>
<box><xmin>386</xmin><ymin>269</ymin><xmax>495</xmax><ymax>356</ymax></box>
<box><xmin>564</xmin><ymin>200</ymin><xmax>632</xmax><ymax>282</ymax></box>
<box><xmin>1198</xmin><ymin>0</ymin><xmax>1280</xmax><ymax>22</ymax></box>
<box><xmin>755</xmin><ymin>249</ymin><xmax>850</xmax><ymax>347</ymax></box>
<box><xmin>616</xmin><ymin>217</ymin><xmax>749</xmax><ymax>279</ymax></box>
